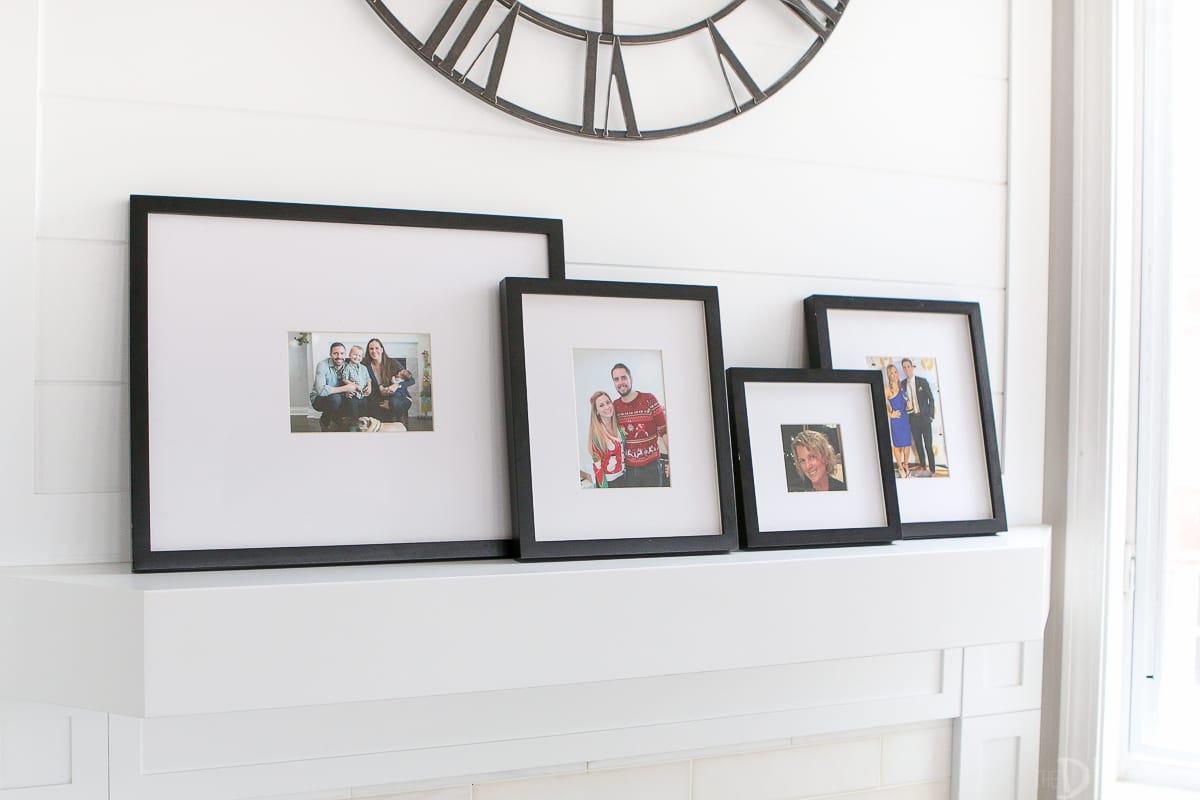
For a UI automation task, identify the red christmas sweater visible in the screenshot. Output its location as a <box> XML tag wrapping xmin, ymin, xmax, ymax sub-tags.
<box><xmin>614</xmin><ymin>392</ymin><xmax>667</xmax><ymax>467</ymax></box>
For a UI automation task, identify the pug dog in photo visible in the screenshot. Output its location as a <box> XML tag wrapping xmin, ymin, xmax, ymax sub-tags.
<box><xmin>354</xmin><ymin>416</ymin><xmax>407</xmax><ymax>433</ymax></box>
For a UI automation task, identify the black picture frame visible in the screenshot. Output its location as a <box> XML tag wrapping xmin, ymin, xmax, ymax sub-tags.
<box><xmin>131</xmin><ymin>195</ymin><xmax>565</xmax><ymax>572</ymax></box>
<box><xmin>804</xmin><ymin>295</ymin><xmax>1007</xmax><ymax>538</ymax></box>
<box><xmin>727</xmin><ymin>368</ymin><xmax>901</xmax><ymax>549</ymax></box>
<box><xmin>500</xmin><ymin>278</ymin><xmax>738</xmax><ymax>561</ymax></box>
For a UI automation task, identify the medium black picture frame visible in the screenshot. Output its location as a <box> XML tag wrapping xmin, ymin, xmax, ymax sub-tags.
<box><xmin>727</xmin><ymin>368</ymin><xmax>901</xmax><ymax>549</ymax></box>
<box><xmin>500</xmin><ymin>278</ymin><xmax>738</xmax><ymax>561</ymax></box>
<box><xmin>131</xmin><ymin>195</ymin><xmax>565</xmax><ymax>572</ymax></box>
<box><xmin>804</xmin><ymin>295</ymin><xmax>1007</xmax><ymax>539</ymax></box>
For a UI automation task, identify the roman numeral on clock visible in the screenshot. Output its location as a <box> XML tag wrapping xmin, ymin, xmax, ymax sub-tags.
<box><xmin>582</xmin><ymin>34</ymin><xmax>640</xmax><ymax>138</ymax></box>
<box><xmin>777</xmin><ymin>0</ymin><xmax>843</xmax><ymax>40</ymax></box>
<box><xmin>421</xmin><ymin>0</ymin><xmax>521</xmax><ymax>101</ymax></box>
<box><xmin>707</xmin><ymin>21</ymin><xmax>765</xmax><ymax>110</ymax></box>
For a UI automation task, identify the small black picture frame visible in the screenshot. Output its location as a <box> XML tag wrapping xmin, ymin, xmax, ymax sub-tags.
<box><xmin>804</xmin><ymin>295</ymin><xmax>1007</xmax><ymax>539</ymax></box>
<box><xmin>131</xmin><ymin>195</ymin><xmax>565</xmax><ymax>572</ymax></box>
<box><xmin>728</xmin><ymin>368</ymin><xmax>901</xmax><ymax>549</ymax></box>
<box><xmin>500</xmin><ymin>278</ymin><xmax>738</xmax><ymax>561</ymax></box>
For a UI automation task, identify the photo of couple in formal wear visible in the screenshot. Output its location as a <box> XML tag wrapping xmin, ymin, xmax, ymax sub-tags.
<box><xmin>868</xmin><ymin>355</ymin><xmax>948</xmax><ymax>478</ymax></box>
<box><xmin>288</xmin><ymin>331</ymin><xmax>433</xmax><ymax>433</ymax></box>
<box><xmin>574</xmin><ymin>349</ymin><xmax>670</xmax><ymax>489</ymax></box>
<box><xmin>779</xmin><ymin>424</ymin><xmax>848</xmax><ymax>493</ymax></box>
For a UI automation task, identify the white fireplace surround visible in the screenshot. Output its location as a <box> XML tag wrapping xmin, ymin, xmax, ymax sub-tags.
<box><xmin>0</xmin><ymin>527</ymin><xmax>1049</xmax><ymax>799</ymax></box>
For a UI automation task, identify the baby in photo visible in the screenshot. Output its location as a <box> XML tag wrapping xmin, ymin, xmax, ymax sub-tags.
<box><xmin>340</xmin><ymin>345</ymin><xmax>371</xmax><ymax>400</ymax></box>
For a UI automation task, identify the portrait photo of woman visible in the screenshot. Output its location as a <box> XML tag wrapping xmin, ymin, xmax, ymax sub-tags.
<box><xmin>781</xmin><ymin>425</ymin><xmax>848</xmax><ymax>493</ymax></box>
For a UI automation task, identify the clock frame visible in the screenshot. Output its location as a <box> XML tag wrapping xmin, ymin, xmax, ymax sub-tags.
<box><xmin>365</xmin><ymin>0</ymin><xmax>849</xmax><ymax>140</ymax></box>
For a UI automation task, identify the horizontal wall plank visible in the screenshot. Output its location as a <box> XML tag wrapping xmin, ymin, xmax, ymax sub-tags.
<box><xmin>36</xmin><ymin>97</ymin><xmax>1008</xmax><ymax>287</ymax></box>
<box><xmin>34</xmin><ymin>383</ymin><xmax>128</xmax><ymax>495</ymax></box>
<box><xmin>569</xmin><ymin>263</ymin><xmax>1007</xmax><ymax>391</ymax></box>
<box><xmin>29</xmin><ymin>492</ymin><xmax>131</xmax><ymax>566</ymax></box>
<box><xmin>38</xmin><ymin>0</ymin><xmax>1007</xmax><ymax>184</ymax></box>
<box><xmin>0</xmin><ymin>0</ymin><xmax>39</xmax><ymax>560</ymax></box>
<box><xmin>36</xmin><ymin>240</ymin><xmax>128</xmax><ymax>383</ymax></box>
<box><xmin>1</xmin><ymin>492</ymin><xmax>129</xmax><ymax>567</ymax></box>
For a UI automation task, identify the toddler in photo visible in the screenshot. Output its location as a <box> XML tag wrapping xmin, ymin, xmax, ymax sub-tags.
<box><xmin>340</xmin><ymin>345</ymin><xmax>371</xmax><ymax>400</ymax></box>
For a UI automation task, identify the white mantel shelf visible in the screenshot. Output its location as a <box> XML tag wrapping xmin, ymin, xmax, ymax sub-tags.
<box><xmin>0</xmin><ymin>526</ymin><xmax>1050</xmax><ymax>719</ymax></box>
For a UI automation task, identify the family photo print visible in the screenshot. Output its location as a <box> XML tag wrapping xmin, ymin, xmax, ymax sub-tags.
<box><xmin>290</xmin><ymin>331</ymin><xmax>433</xmax><ymax>433</ymax></box>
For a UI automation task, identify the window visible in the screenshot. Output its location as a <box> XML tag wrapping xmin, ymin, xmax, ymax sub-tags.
<box><xmin>1127</xmin><ymin>0</ymin><xmax>1200</xmax><ymax>787</ymax></box>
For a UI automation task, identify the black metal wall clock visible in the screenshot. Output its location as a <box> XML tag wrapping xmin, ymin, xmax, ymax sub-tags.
<box><xmin>365</xmin><ymin>0</ymin><xmax>849</xmax><ymax>140</ymax></box>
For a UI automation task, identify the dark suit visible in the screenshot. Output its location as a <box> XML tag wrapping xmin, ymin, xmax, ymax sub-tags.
<box><xmin>906</xmin><ymin>374</ymin><xmax>936</xmax><ymax>470</ymax></box>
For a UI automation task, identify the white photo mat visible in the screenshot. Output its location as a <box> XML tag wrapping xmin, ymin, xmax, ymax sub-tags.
<box><xmin>145</xmin><ymin>211</ymin><xmax>552</xmax><ymax>553</ymax></box>
<box><xmin>823</xmin><ymin>308</ymin><xmax>994</xmax><ymax>523</ymax></box>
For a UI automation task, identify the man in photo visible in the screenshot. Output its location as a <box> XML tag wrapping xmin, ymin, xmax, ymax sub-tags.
<box><xmin>611</xmin><ymin>362</ymin><xmax>670</xmax><ymax>487</ymax></box>
<box><xmin>310</xmin><ymin>342</ymin><xmax>367</xmax><ymax>431</ymax></box>
<box><xmin>902</xmin><ymin>357</ymin><xmax>937</xmax><ymax>476</ymax></box>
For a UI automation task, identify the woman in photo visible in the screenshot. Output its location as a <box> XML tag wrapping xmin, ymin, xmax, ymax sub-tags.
<box><xmin>789</xmin><ymin>429</ymin><xmax>846</xmax><ymax>492</ymax></box>
<box><xmin>885</xmin><ymin>363</ymin><xmax>913</xmax><ymax>478</ymax></box>
<box><xmin>364</xmin><ymin>338</ymin><xmax>413</xmax><ymax>423</ymax></box>
<box><xmin>587</xmin><ymin>390</ymin><xmax>627</xmax><ymax>488</ymax></box>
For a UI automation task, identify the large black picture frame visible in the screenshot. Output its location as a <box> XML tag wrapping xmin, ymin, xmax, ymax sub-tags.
<box><xmin>804</xmin><ymin>295</ymin><xmax>1007</xmax><ymax>538</ymax></box>
<box><xmin>728</xmin><ymin>368</ymin><xmax>901</xmax><ymax>549</ymax></box>
<box><xmin>131</xmin><ymin>195</ymin><xmax>565</xmax><ymax>572</ymax></box>
<box><xmin>500</xmin><ymin>278</ymin><xmax>738</xmax><ymax>561</ymax></box>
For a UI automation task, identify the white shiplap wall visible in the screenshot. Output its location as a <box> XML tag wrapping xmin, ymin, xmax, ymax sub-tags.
<box><xmin>1</xmin><ymin>0</ymin><xmax>1045</xmax><ymax>566</ymax></box>
<box><xmin>0</xmin><ymin>0</ymin><xmax>1051</xmax><ymax>798</ymax></box>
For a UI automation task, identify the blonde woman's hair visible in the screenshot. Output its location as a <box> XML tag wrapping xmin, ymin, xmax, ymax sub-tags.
<box><xmin>790</xmin><ymin>429</ymin><xmax>837</xmax><ymax>475</ymax></box>
<box><xmin>885</xmin><ymin>363</ymin><xmax>902</xmax><ymax>399</ymax></box>
<box><xmin>588</xmin><ymin>391</ymin><xmax>619</xmax><ymax>452</ymax></box>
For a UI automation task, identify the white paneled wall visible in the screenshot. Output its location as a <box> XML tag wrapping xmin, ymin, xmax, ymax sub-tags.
<box><xmin>2</xmin><ymin>0</ymin><xmax>1044</xmax><ymax>566</ymax></box>
<box><xmin>0</xmin><ymin>0</ymin><xmax>1050</xmax><ymax>797</ymax></box>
